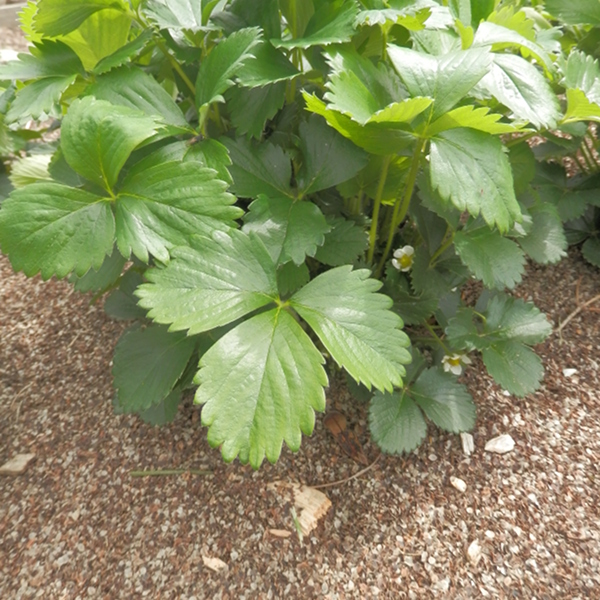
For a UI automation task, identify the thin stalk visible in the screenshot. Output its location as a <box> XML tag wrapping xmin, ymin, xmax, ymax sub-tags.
<box><xmin>424</xmin><ymin>321</ymin><xmax>450</xmax><ymax>354</ymax></box>
<box><xmin>367</xmin><ymin>156</ymin><xmax>392</xmax><ymax>264</ymax></box>
<box><xmin>376</xmin><ymin>138</ymin><xmax>425</xmax><ymax>277</ymax></box>
<box><xmin>429</xmin><ymin>230</ymin><xmax>455</xmax><ymax>267</ymax></box>
<box><xmin>130</xmin><ymin>469</ymin><xmax>212</xmax><ymax>477</ymax></box>
<box><xmin>155</xmin><ymin>39</ymin><xmax>197</xmax><ymax>97</ymax></box>
<box><xmin>349</xmin><ymin>190</ymin><xmax>364</xmax><ymax>216</ymax></box>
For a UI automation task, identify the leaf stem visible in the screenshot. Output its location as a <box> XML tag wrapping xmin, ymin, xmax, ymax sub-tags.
<box><xmin>376</xmin><ymin>138</ymin><xmax>425</xmax><ymax>277</ymax></box>
<box><xmin>367</xmin><ymin>155</ymin><xmax>392</xmax><ymax>264</ymax></box>
<box><xmin>130</xmin><ymin>469</ymin><xmax>213</xmax><ymax>477</ymax></box>
<box><xmin>424</xmin><ymin>321</ymin><xmax>450</xmax><ymax>353</ymax></box>
<box><xmin>429</xmin><ymin>230</ymin><xmax>455</xmax><ymax>267</ymax></box>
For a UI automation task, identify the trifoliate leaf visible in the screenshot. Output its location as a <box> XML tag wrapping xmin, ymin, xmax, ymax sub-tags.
<box><xmin>479</xmin><ymin>54</ymin><xmax>560</xmax><ymax>129</ymax></box>
<box><xmin>143</xmin><ymin>0</ymin><xmax>204</xmax><ymax>31</ymax></box>
<box><xmin>113</xmin><ymin>324</ymin><xmax>196</xmax><ymax>413</ymax></box>
<box><xmin>70</xmin><ymin>247</ymin><xmax>126</xmax><ymax>292</ymax></box>
<box><xmin>429</xmin><ymin>128</ymin><xmax>521</xmax><ymax>232</ymax></box>
<box><xmin>303</xmin><ymin>93</ymin><xmax>414</xmax><ymax>156</ymax></box>
<box><xmin>242</xmin><ymin>195</ymin><xmax>330</xmax><ymax>266</ymax></box>
<box><xmin>562</xmin><ymin>88</ymin><xmax>600</xmax><ymax>124</ymax></box>
<box><xmin>61</xmin><ymin>96</ymin><xmax>160</xmax><ymax>191</ymax></box>
<box><xmin>387</xmin><ymin>45</ymin><xmax>492</xmax><ymax>120</ymax></box>
<box><xmin>582</xmin><ymin>237</ymin><xmax>600</xmax><ymax>267</ymax></box>
<box><xmin>196</xmin><ymin>27</ymin><xmax>262</xmax><ymax>109</ymax></box>
<box><xmin>410</xmin><ymin>368</ymin><xmax>476</xmax><ymax>433</ymax></box>
<box><xmin>195</xmin><ymin>308</ymin><xmax>328</xmax><ymax>467</ymax></box>
<box><xmin>227</xmin><ymin>82</ymin><xmax>286</xmax><ymax>139</ymax></box>
<box><xmin>426</xmin><ymin>105</ymin><xmax>519</xmax><ymax>137</ymax></box>
<box><xmin>482</xmin><ymin>340</ymin><xmax>544</xmax><ymax>396</ymax></box>
<box><xmin>33</xmin><ymin>0</ymin><xmax>128</xmax><ymax>37</ymax></box>
<box><xmin>87</xmin><ymin>66</ymin><xmax>190</xmax><ymax>129</ymax></box>
<box><xmin>115</xmin><ymin>161</ymin><xmax>242</xmax><ymax>263</ymax></box>
<box><xmin>297</xmin><ymin>115</ymin><xmax>368</xmax><ymax>196</ymax></box>
<box><xmin>272</xmin><ymin>0</ymin><xmax>359</xmax><ymax>49</ymax></box>
<box><xmin>454</xmin><ymin>227</ymin><xmax>525</xmax><ymax>290</ymax></box>
<box><xmin>136</xmin><ymin>229</ymin><xmax>278</xmax><ymax>335</ymax></box>
<box><xmin>545</xmin><ymin>0</ymin><xmax>600</xmax><ymax>26</ymax></box>
<box><xmin>222</xmin><ymin>137</ymin><xmax>294</xmax><ymax>198</ymax></box>
<box><xmin>518</xmin><ymin>204</ymin><xmax>567</xmax><ymax>264</ymax></box>
<box><xmin>369</xmin><ymin>391</ymin><xmax>427</xmax><ymax>455</ymax></box>
<box><xmin>92</xmin><ymin>29</ymin><xmax>154</xmax><ymax>75</ymax></box>
<box><xmin>291</xmin><ymin>266</ymin><xmax>411</xmax><ymax>392</ymax></box>
<box><xmin>235</xmin><ymin>42</ymin><xmax>299</xmax><ymax>87</ymax></box>
<box><xmin>314</xmin><ymin>216</ymin><xmax>368</xmax><ymax>267</ymax></box>
<box><xmin>0</xmin><ymin>182</ymin><xmax>114</xmax><ymax>279</ymax></box>
<box><xmin>104</xmin><ymin>269</ymin><xmax>147</xmax><ymax>320</ymax></box>
<box><xmin>277</xmin><ymin>261</ymin><xmax>310</xmax><ymax>296</ymax></box>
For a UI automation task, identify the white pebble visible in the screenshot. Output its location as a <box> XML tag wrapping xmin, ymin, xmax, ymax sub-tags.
<box><xmin>450</xmin><ymin>476</ymin><xmax>467</xmax><ymax>493</ymax></box>
<box><xmin>460</xmin><ymin>432</ymin><xmax>474</xmax><ymax>456</ymax></box>
<box><xmin>562</xmin><ymin>368</ymin><xmax>578</xmax><ymax>378</ymax></box>
<box><xmin>485</xmin><ymin>434</ymin><xmax>515</xmax><ymax>454</ymax></box>
<box><xmin>467</xmin><ymin>539</ymin><xmax>482</xmax><ymax>566</ymax></box>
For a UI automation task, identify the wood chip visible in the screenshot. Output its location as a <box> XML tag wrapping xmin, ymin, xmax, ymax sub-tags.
<box><xmin>202</xmin><ymin>555</ymin><xmax>228</xmax><ymax>573</ymax></box>
<box><xmin>460</xmin><ymin>432</ymin><xmax>474</xmax><ymax>456</ymax></box>
<box><xmin>268</xmin><ymin>529</ymin><xmax>292</xmax><ymax>538</ymax></box>
<box><xmin>0</xmin><ymin>453</ymin><xmax>35</xmax><ymax>475</ymax></box>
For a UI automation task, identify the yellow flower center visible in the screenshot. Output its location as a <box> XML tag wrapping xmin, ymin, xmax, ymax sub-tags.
<box><xmin>448</xmin><ymin>356</ymin><xmax>461</xmax><ymax>367</ymax></box>
<box><xmin>399</xmin><ymin>254</ymin><xmax>413</xmax><ymax>269</ymax></box>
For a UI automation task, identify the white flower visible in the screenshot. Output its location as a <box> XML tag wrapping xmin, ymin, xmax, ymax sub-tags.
<box><xmin>391</xmin><ymin>245</ymin><xmax>415</xmax><ymax>272</ymax></box>
<box><xmin>442</xmin><ymin>353</ymin><xmax>472</xmax><ymax>376</ymax></box>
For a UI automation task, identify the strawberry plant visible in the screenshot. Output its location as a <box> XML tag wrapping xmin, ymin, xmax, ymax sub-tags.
<box><xmin>1</xmin><ymin>0</ymin><xmax>600</xmax><ymax>468</ymax></box>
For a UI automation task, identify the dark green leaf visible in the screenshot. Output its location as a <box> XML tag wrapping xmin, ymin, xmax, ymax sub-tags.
<box><xmin>545</xmin><ymin>0</ymin><xmax>600</xmax><ymax>26</ymax></box>
<box><xmin>277</xmin><ymin>261</ymin><xmax>310</xmax><ymax>296</ymax></box>
<box><xmin>137</xmin><ymin>390</ymin><xmax>182</xmax><ymax>425</ymax></box>
<box><xmin>508</xmin><ymin>142</ymin><xmax>536</xmax><ymax>195</ymax></box>
<box><xmin>104</xmin><ymin>269</ymin><xmax>147</xmax><ymax>320</ymax></box>
<box><xmin>71</xmin><ymin>247</ymin><xmax>127</xmax><ymax>292</ymax></box>
<box><xmin>582</xmin><ymin>237</ymin><xmax>600</xmax><ymax>267</ymax></box>
<box><xmin>235</xmin><ymin>42</ymin><xmax>299</xmax><ymax>87</ymax></box>
<box><xmin>314</xmin><ymin>216</ymin><xmax>368</xmax><ymax>266</ymax></box>
<box><xmin>518</xmin><ymin>204</ymin><xmax>567</xmax><ymax>264</ymax></box>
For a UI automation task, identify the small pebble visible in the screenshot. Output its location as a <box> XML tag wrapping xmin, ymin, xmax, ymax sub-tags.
<box><xmin>467</xmin><ymin>539</ymin><xmax>482</xmax><ymax>566</ymax></box>
<box><xmin>0</xmin><ymin>453</ymin><xmax>36</xmax><ymax>475</ymax></box>
<box><xmin>562</xmin><ymin>368</ymin><xmax>578</xmax><ymax>378</ymax></box>
<box><xmin>460</xmin><ymin>432</ymin><xmax>474</xmax><ymax>456</ymax></box>
<box><xmin>485</xmin><ymin>434</ymin><xmax>515</xmax><ymax>454</ymax></box>
<box><xmin>450</xmin><ymin>476</ymin><xmax>467</xmax><ymax>493</ymax></box>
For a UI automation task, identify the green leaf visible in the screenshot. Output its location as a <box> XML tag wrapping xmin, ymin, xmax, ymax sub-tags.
<box><xmin>0</xmin><ymin>40</ymin><xmax>85</xmax><ymax>81</ymax></box>
<box><xmin>136</xmin><ymin>229</ymin><xmax>278</xmax><ymax>335</ymax></box>
<box><xmin>369</xmin><ymin>391</ymin><xmax>427</xmax><ymax>455</ymax></box>
<box><xmin>482</xmin><ymin>340</ymin><xmax>544</xmax><ymax>396</ymax></box>
<box><xmin>87</xmin><ymin>66</ymin><xmax>190</xmax><ymax>129</ymax></box>
<box><xmin>560</xmin><ymin>50</ymin><xmax>600</xmax><ymax>105</ymax></box>
<box><xmin>137</xmin><ymin>390</ymin><xmax>182</xmax><ymax>425</ymax></box>
<box><xmin>454</xmin><ymin>227</ymin><xmax>525</xmax><ymax>290</ymax></box>
<box><xmin>278</xmin><ymin>0</ymin><xmax>315</xmax><ymax>39</ymax></box>
<box><xmin>184</xmin><ymin>139</ymin><xmax>233</xmax><ymax>184</ymax></box>
<box><xmin>92</xmin><ymin>29</ymin><xmax>154</xmax><ymax>75</ymax></box>
<box><xmin>582</xmin><ymin>237</ymin><xmax>600</xmax><ymax>267</ymax></box>
<box><xmin>112</xmin><ymin>324</ymin><xmax>196</xmax><ymax>413</ymax></box>
<box><xmin>387</xmin><ymin>45</ymin><xmax>492</xmax><ymax>120</ymax></box>
<box><xmin>242</xmin><ymin>195</ymin><xmax>330</xmax><ymax>266</ymax></box>
<box><xmin>277</xmin><ymin>261</ymin><xmax>310</xmax><ymax>296</ymax></box>
<box><xmin>563</xmin><ymin>88</ymin><xmax>600</xmax><ymax>124</ymax></box>
<box><xmin>545</xmin><ymin>0</ymin><xmax>600</xmax><ymax>26</ymax></box>
<box><xmin>429</xmin><ymin>128</ymin><xmax>521</xmax><ymax>232</ymax></box>
<box><xmin>115</xmin><ymin>161</ymin><xmax>242</xmax><ymax>263</ymax></box>
<box><xmin>410</xmin><ymin>368</ymin><xmax>476</xmax><ymax>433</ymax></box>
<box><xmin>508</xmin><ymin>142</ymin><xmax>536</xmax><ymax>195</ymax></box>
<box><xmin>518</xmin><ymin>204</ymin><xmax>567</xmax><ymax>264</ymax></box>
<box><xmin>383</xmin><ymin>267</ymin><xmax>438</xmax><ymax>325</ymax></box>
<box><xmin>222</xmin><ymin>137</ymin><xmax>294</xmax><ymax>198</ymax></box>
<box><xmin>61</xmin><ymin>96</ymin><xmax>160</xmax><ymax>191</ymax></box>
<box><xmin>291</xmin><ymin>266</ymin><xmax>411</xmax><ymax>391</ymax></box>
<box><xmin>143</xmin><ymin>0</ymin><xmax>204</xmax><ymax>31</ymax></box>
<box><xmin>104</xmin><ymin>269</ymin><xmax>147</xmax><ymax>320</ymax></box>
<box><xmin>71</xmin><ymin>246</ymin><xmax>127</xmax><ymax>292</ymax></box>
<box><xmin>314</xmin><ymin>216</ymin><xmax>368</xmax><ymax>266</ymax></box>
<box><xmin>0</xmin><ymin>182</ymin><xmax>115</xmax><ymax>279</ymax></box>
<box><xmin>445</xmin><ymin>308</ymin><xmax>483</xmax><ymax>351</ymax></box>
<box><xmin>227</xmin><ymin>82</ymin><xmax>286</xmax><ymax>139</ymax></box>
<box><xmin>196</xmin><ymin>27</ymin><xmax>262</xmax><ymax>109</ymax></box>
<box><xmin>9</xmin><ymin>154</ymin><xmax>52</xmax><ymax>188</ymax></box>
<box><xmin>33</xmin><ymin>0</ymin><xmax>128</xmax><ymax>37</ymax></box>
<box><xmin>195</xmin><ymin>308</ymin><xmax>328</xmax><ymax>467</ymax></box>
<box><xmin>427</xmin><ymin>105</ymin><xmax>519</xmax><ymax>137</ymax></box>
<box><xmin>297</xmin><ymin>115</ymin><xmax>368</xmax><ymax>196</ymax></box>
<box><xmin>235</xmin><ymin>42</ymin><xmax>300</xmax><ymax>87</ymax></box>
<box><xmin>272</xmin><ymin>0</ymin><xmax>359</xmax><ymax>49</ymax></box>
<box><xmin>303</xmin><ymin>93</ymin><xmax>414</xmax><ymax>155</ymax></box>
<box><xmin>479</xmin><ymin>54</ymin><xmax>560</xmax><ymax>129</ymax></box>
<box><xmin>366</xmin><ymin>98</ymin><xmax>434</xmax><ymax>126</ymax></box>
<box><xmin>411</xmin><ymin>246</ymin><xmax>468</xmax><ymax>298</ymax></box>
<box><xmin>355</xmin><ymin>6</ymin><xmax>431</xmax><ymax>29</ymax></box>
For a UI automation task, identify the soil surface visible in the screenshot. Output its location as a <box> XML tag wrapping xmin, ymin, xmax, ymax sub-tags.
<box><xmin>1</xmin><ymin>25</ymin><xmax>600</xmax><ymax>600</ymax></box>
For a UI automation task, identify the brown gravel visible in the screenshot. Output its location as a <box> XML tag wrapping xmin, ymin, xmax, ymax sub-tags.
<box><xmin>2</xmin><ymin>23</ymin><xmax>600</xmax><ymax>600</ymax></box>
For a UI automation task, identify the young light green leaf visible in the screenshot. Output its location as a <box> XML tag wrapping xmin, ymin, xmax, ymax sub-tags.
<box><xmin>369</xmin><ymin>391</ymin><xmax>427</xmax><ymax>455</ymax></box>
<box><xmin>242</xmin><ymin>195</ymin><xmax>330</xmax><ymax>266</ymax></box>
<box><xmin>136</xmin><ymin>229</ymin><xmax>278</xmax><ymax>335</ymax></box>
<box><xmin>196</xmin><ymin>27</ymin><xmax>262</xmax><ymax>109</ymax></box>
<box><xmin>545</xmin><ymin>0</ymin><xmax>600</xmax><ymax>26</ymax></box>
<box><xmin>387</xmin><ymin>45</ymin><xmax>492</xmax><ymax>120</ymax></box>
<box><xmin>355</xmin><ymin>6</ymin><xmax>431</xmax><ymax>29</ymax></box>
<box><xmin>410</xmin><ymin>368</ymin><xmax>476</xmax><ymax>433</ymax></box>
<box><xmin>143</xmin><ymin>0</ymin><xmax>204</xmax><ymax>31</ymax></box>
<box><xmin>222</xmin><ymin>137</ymin><xmax>294</xmax><ymax>198</ymax></box>
<box><xmin>9</xmin><ymin>154</ymin><xmax>52</xmax><ymax>188</ymax></box>
<box><xmin>518</xmin><ymin>204</ymin><xmax>567</xmax><ymax>264</ymax></box>
<box><xmin>195</xmin><ymin>308</ymin><xmax>328</xmax><ymax>468</ymax></box>
<box><xmin>235</xmin><ymin>42</ymin><xmax>300</xmax><ymax>87</ymax></box>
<box><xmin>314</xmin><ymin>216</ymin><xmax>368</xmax><ymax>267</ymax></box>
<box><xmin>92</xmin><ymin>29</ymin><xmax>154</xmax><ymax>75</ymax></box>
<box><xmin>454</xmin><ymin>227</ymin><xmax>525</xmax><ymax>290</ymax></box>
<box><xmin>0</xmin><ymin>182</ymin><xmax>114</xmax><ymax>279</ymax></box>
<box><xmin>291</xmin><ymin>266</ymin><xmax>411</xmax><ymax>392</ymax></box>
<box><xmin>272</xmin><ymin>0</ymin><xmax>359</xmax><ymax>49</ymax></box>
<box><xmin>33</xmin><ymin>0</ymin><xmax>128</xmax><ymax>37</ymax></box>
<box><xmin>61</xmin><ymin>96</ymin><xmax>160</xmax><ymax>191</ymax></box>
<box><xmin>297</xmin><ymin>115</ymin><xmax>368</xmax><ymax>196</ymax></box>
<box><xmin>479</xmin><ymin>54</ymin><xmax>560</xmax><ymax>129</ymax></box>
<box><xmin>429</xmin><ymin>128</ymin><xmax>521</xmax><ymax>232</ymax></box>
<box><xmin>115</xmin><ymin>161</ymin><xmax>242</xmax><ymax>263</ymax></box>
<box><xmin>113</xmin><ymin>324</ymin><xmax>196</xmax><ymax>413</ymax></box>
<box><xmin>482</xmin><ymin>340</ymin><xmax>544</xmax><ymax>397</ymax></box>
<box><xmin>70</xmin><ymin>247</ymin><xmax>126</xmax><ymax>292</ymax></box>
<box><xmin>87</xmin><ymin>66</ymin><xmax>190</xmax><ymax>128</ymax></box>
<box><xmin>562</xmin><ymin>88</ymin><xmax>600</xmax><ymax>124</ymax></box>
<box><xmin>366</xmin><ymin>98</ymin><xmax>433</xmax><ymax>126</ymax></box>
<box><xmin>426</xmin><ymin>105</ymin><xmax>519</xmax><ymax>137</ymax></box>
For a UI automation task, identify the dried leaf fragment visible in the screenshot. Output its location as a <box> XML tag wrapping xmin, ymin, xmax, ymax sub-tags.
<box><xmin>324</xmin><ymin>410</ymin><xmax>369</xmax><ymax>465</ymax></box>
<box><xmin>202</xmin><ymin>555</ymin><xmax>228</xmax><ymax>573</ymax></box>
<box><xmin>269</xmin><ymin>528</ymin><xmax>292</xmax><ymax>538</ymax></box>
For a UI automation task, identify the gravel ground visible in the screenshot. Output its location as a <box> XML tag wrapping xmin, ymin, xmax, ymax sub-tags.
<box><xmin>2</xmin><ymin>24</ymin><xmax>600</xmax><ymax>600</ymax></box>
